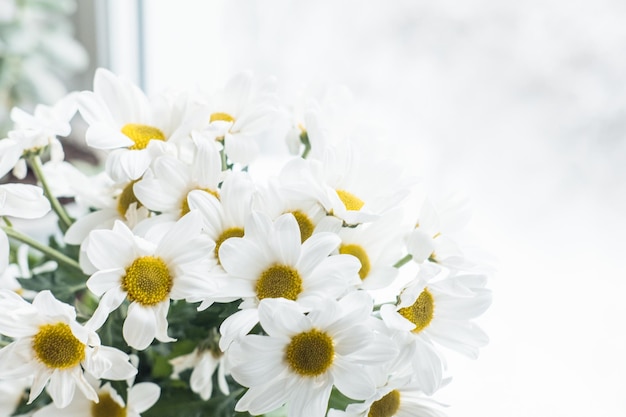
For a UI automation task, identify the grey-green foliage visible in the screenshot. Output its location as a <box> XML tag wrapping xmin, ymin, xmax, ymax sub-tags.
<box><xmin>0</xmin><ymin>0</ymin><xmax>88</xmax><ymax>135</ymax></box>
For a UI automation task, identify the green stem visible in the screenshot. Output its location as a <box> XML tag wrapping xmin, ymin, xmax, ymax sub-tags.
<box><xmin>219</xmin><ymin>141</ymin><xmax>229</xmax><ymax>171</ymax></box>
<box><xmin>393</xmin><ymin>254</ymin><xmax>413</xmax><ymax>268</ymax></box>
<box><xmin>2</xmin><ymin>226</ymin><xmax>84</xmax><ymax>274</ymax></box>
<box><xmin>28</xmin><ymin>155</ymin><xmax>73</xmax><ymax>232</ymax></box>
<box><xmin>300</xmin><ymin>130</ymin><xmax>311</xmax><ymax>159</ymax></box>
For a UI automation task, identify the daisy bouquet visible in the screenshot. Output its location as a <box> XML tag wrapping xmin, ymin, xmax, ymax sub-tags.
<box><xmin>0</xmin><ymin>69</ymin><xmax>492</xmax><ymax>417</ymax></box>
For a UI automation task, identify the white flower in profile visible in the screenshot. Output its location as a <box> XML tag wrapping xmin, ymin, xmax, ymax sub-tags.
<box><xmin>33</xmin><ymin>380</ymin><xmax>160</xmax><ymax>417</ymax></box>
<box><xmin>83</xmin><ymin>211</ymin><xmax>216</xmax><ymax>350</ymax></box>
<box><xmin>0</xmin><ymin>92</ymin><xmax>76</xmax><ymax>179</ymax></box>
<box><xmin>381</xmin><ymin>272</ymin><xmax>492</xmax><ymax>360</ymax></box>
<box><xmin>280</xmin><ymin>144</ymin><xmax>410</xmax><ymax>226</ymax></box>
<box><xmin>170</xmin><ymin>340</ymin><xmax>229</xmax><ymax>401</ymax></box>
<box><xmin>51</xmin><ymin>162</ymin><xmax>150</xmax><ymax>245</ymax></box>
<box><xmin>318</xmin><ymin>213</ymin><xmax>404</xmax><ymax>291</ymax></box>
<box><xmin>0</xmin><ymin>244</ymin><xmax>56</xmax><ymax>296</ymax></box>
<box><xmin>77</xmin><ymin>68</ymin><xmax>204</xmax><ymax>181</ymax></box>
<box><xmin>406</xmin><ymin>197</ymin><xmax>473</xmax><ymax>272</ymax></box>
<box><xmin>0</xmin><ymin>290</ymin><xmax>137</xmax><ymax>408</ymax></box>
<box><xmin>134</xmin><ymin>132</ymin><xmax>224</xmax><ymax>218</ymax></box>
<box><xmin>204</xmin><ymin>71</ymin><xmax>278</xmax><ymax>166</ymax></box>
<box><xmin>216</xmin><ymin>211</ymin><xmax>361</xmax><ymax>349</ymax></box>
<box><xmin>0</xmin><ymin>183</ymin><xmax>51</xmax><ymax>272</ymax></box>
<box><xmin>329</xmin><ymin>371</ymin><xmax>448</xmax><ymax>417</ymax></box>
<box><xmin>227</xmin><ymin>294</ymin><xmax>397</xmax><ymax>417</ymax></box>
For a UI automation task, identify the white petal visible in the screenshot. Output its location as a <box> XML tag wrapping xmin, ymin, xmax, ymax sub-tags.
<box><xmin>86</xmin><ymin>225</ymin><xmax>136</xmax><ymax>270</ymax></box>
<box><xmin>270</xmin><ymin>213</ymin><xmax>302</xmax><ymax>266</ymax></box>
<box><xmin>85</xmin><ymin>286</ymin><xmax>126</xmax><ymax>331</ymax></box>
<box><xmin>90</xmin><ymin>346</ymin><xmax>137</xmax><ymax>380</ymax></box>
<box><xmin>218</xmin><ymin>308</ymin><xmax>259</xmax><ymax>351</ymax></box>
<box><xmin>257</xmin><ymin>298</ymin><xmax>308</xmax><ymax>337</ymax></box>
<box><xmin>190</xmin><ymin>354</ymin><xmax>217</xmax><ymax>400</ymax></box>
<box><xmin>297</xmin><ymin>232</ymin><xmax>341</xmax><ymax>277</ymax></box>
<box><xmin>0</xmin><ymin>183</ymin><xmax>50</xmax><ymax>219</ymax></box>
<box><xmin>86</xmin><ymin>269</ymin><xmax>125</xmax><ymax>296</ymax></box>
<box><xmin>123</xmin><ymin>303</ymin><xmax>157</xmax><ymax>350</ymax></box>
<box><xmin>331</xmin><ymin>359</ymin><xmax>376</xmax><ymax>400</ymax></box>
<box><xmin>235</xmin><ymin>377</ymin><xmax>293</xmax><ymax>416</ymax></box>
<box><xmin>32</xmin><ymin>290</ymin><xmax>75</xmax><ymax>321</ymax></box>
<box><xmin>154</xmin><ymin>301</ymin><xmax>175</xmax><ymax>343</ymax></box>
<box><xmin>230</xmin><ymin>335</ymin><xmax>285</xmax><ymax>386</ymax></box>
<box><xmin>29</xmin><ymin>368</ymin><xmax>53</xmax><ymax>404</ymax></box>
<box><xmin>219</xmin><ymin>238</ymin><xmax>266</xmax><ymax>279</ymax></box>
<box><xmin>0</xmin><ymin>231</ymin><xmax>9</xmax><ymax>276</ymax></box>
<box><xmin>128</xmin><ymin>382</ymin><xmax>160</xmax><ymax>413</ymax></box>
<box><xmin>287</xmin><ymin>379</ymin><xmax>333</xmax><ymax>417</ymax></box>
<box><xmin>47</xmin><ymin>370</ymin><xmax>78</xmax><ymax>408</ymax></box>
<box><xmin>64</xmin><ymin>209</ymin><xmax>118</xmax><ymax>245</ymax></box>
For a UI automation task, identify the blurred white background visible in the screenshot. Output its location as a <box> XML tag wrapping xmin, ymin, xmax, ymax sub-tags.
<box><xmin>82</xmin><ymin>1</ymin><xmax>626</xmax><ymax>416</ymax></box>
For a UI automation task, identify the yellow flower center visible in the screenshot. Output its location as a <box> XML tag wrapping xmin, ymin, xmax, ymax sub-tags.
<box><xmin>339</xmin><ymin>244</ymin><xmax>371</xmax><ymax>280</ymax></box>
<box><xmin>32</xmin><ymin>322</ymin><xmax>85</xmax><ymax>369</ymax></box>
<box><xmin>368</xmin><ymin>390</ymin><xmax>401</xmax><ymax>417</ymax></box>
<box><xmin>336</xmin><ymin>189</ymin><xmax>364</xmax><ymax>211</ymax></box>
<box><xmin>121</xmin><ymin>123</ymin><xmax>166</xmax><ymax>150</ymax></box>
<box><xmin>256</xmin><ymin>264</ymin><xmax>303</xmax><ymax>301</ymax></box>
<box><xmin>117</xmin><ymin>180</ymin><xmax>142</xmax><ymax>217</ymax></box>
<box><xmin>122</xmin><ymin>256</ymin><xmax>172</xmax><ymax>306</ymax></box>
<box><xmin>398</xmin><ymin>288</ymin><xmax>435</xmax><ymax>333</ymax></box>
<box><xmin>210</xmin><ymin>112</ymin><xmax>235</xmax><ymax>123</ymax></box>
<box><xmin>285</xmin><ymin>329</ymin><xmax>334</xmax><ymax>377</ymax></box>
<box><xmin>91</xmin><ymin>393</ymin><xmax>127</xmax><ymax>417</ymax></box>
<box><xmin>289</xmin><ymin>210</ymin><xmax>314</xmax><ymax>243</ymax></box>
<box><xmin>181</xmin><ymin>188</ymin><xmax>220</xmax><ymax>216</ymax></box>
<box><xmin>214</xmin><ymin>227</ymin><xmax>245</xmax><ymax>261</ymax></box>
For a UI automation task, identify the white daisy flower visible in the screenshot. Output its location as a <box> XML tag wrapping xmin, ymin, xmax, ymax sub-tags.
<box><xmin>33</xmin><ymin>380</ymin><xmax>160</xmax><ymax>417</ymax></box>
<box><xmin>216</xmin><ymin>211</ymin><xmax>361</xmax><ymax>349</ymax></box>
<box><xmin>170</xmin><ymin>339</ymin><xmax>229</xmax><ymax>401</ymax></box>
<box><xmin>0</xmin><ymin>290</ymin><xmax>137</xmax><ymax>408</ymax></box>
<box><xmin>77</xmin><ymin>68</ymin><xmax>203</xmax><ymax>181</ymax></box>
<box><xmin>83</xmin><ymin>212</ymin><xmax>216</xmax><ymax>350</ymax></box>
<box><xmin>0</xmin><ymin>92</ymin><xmax>76</xmax><ymax>179</ymax></box>
<box><xmin>134</xmin><ymin>133</ymin><xmax>223</xmax><ymax>218</ymax></box>
<box><xmin>204</xmin><ymin>71</ymin><xmax>278</xmax><ymax>166</ymax></box>
<box><xmin>381</xmin><ymin>272</ymin><xmax>492</xmax><ymax>360</ymax></box>
<box><xmin>228</xmin><ymin>294</ymin><xmax>397</xmax><ymax>417</ymax></box>
<box><xmin>186</xmin><ymin>171</ymin><xmax>257</xmax><ymax>268</ymax></box>
<box><xmin>280</xmin><ymin>144</ymin><xmax>410</xmax><ymax>225</ymax></box>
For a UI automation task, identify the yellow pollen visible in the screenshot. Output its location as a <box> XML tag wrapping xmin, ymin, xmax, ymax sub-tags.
<box><xmin>117</xmin><ymin>180</ymin><xmax>142</xmax><ymax>217</ymax></box>
<box><xmin>214</xmin><ymin>227</ymin><xmax>245</xmax><ymax>261</ymax></box>
<box><xmin>285</xmin><ymin>329</ymin><xmax>334</xmax><ymax>376</ymax></box>
<box><xmin>339</xmin><ymin>244</ymin><xmax>371</xmax><ymax>280</ymax></box>
<box><xmin>210</xmin><ymin>112</ymin><xmax>235</xmax><ymax>123</ymax></box>
<box><xmin>32</xmin><ymin>322</ymin><xmax>85</xmax><ymax>369</ymax></box>
<box><xmin>368</xmin><ymin>390</ymin><xmax>401</xmax><ymax>417</ymax></box>
<box><xmin>336</xmin><ymin>189</ymin><xmax>365</xmax><ymax>211</ymax></box>
<box><xmin>181</xmin><ymin>188</ymin><xmax>219</xmax><ymax>216</ymax></box>
<box><xmin>91</xmin><ymin>393</ymin><xmax>127</xmax><ymax>417</ymax></box>
<box><xmin>289</xmin><ymin>210</ymin><xmax>314</xmax><ymax>243</ymax></box>
<box><xmin>256</xmin><ymin>264</ymin><xmax>303</xmax><ymax>300</ymax></box>
<box><xmin>122</xmin><ymin>256</ymin><xmax>172</xmax><ymax>306</ymax></box>
<box><xmin>398</xmin><ymin>288</ymin><xmax>435</xmax><ymax>333</ymax></box>
<box><xmin>121</xmin><ymin>124</ymin><xmax>166</xmax><ymax>150</ymax></box>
